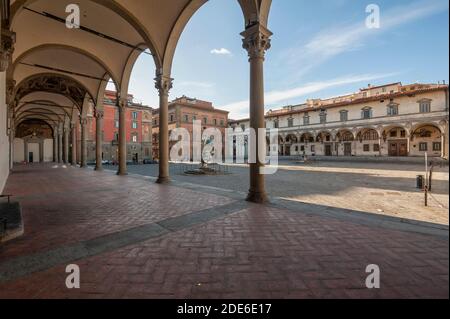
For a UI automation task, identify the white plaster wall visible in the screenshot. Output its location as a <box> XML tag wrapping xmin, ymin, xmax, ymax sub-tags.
<box><xmin>0</xmin><ymin>72</ymin><xmax>9</xmax><ymax>193</ymax></box>
<box><xmin>14</xmin><ymin>138</ymin><xmax>25</xmax><ymax>162</ymax></box>
<box><xmin>28</xmin><ymin>143</ymin><xmax>40</xmax><ymax>163</ymax></box>
<box><xmin>44</xmin><ymin>139</ymin><xmax>54</xmax><ymax>162</ymax></box>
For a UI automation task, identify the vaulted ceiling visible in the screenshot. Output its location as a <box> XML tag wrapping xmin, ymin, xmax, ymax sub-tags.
<box><xmin>5</xmin><ymin>0</ymin><xmax>272</xmax><ymax>129</ymax></box>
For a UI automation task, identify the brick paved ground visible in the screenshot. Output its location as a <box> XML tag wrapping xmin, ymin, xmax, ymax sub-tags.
<box><xmin>111</xmin><ymin>161</ymin><xmax>449</xmax><ymax>225</ymax></box>
<box><xmin>0</xmin><ymin>164</ymin><xmax>448</xmax><ymax>299</ymax></box>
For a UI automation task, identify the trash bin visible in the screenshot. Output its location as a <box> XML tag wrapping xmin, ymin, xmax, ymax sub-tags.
<box><xmin>416</xmin><ymin>175</ymin><xmax>424</xmax><ymax>189</ymax></box>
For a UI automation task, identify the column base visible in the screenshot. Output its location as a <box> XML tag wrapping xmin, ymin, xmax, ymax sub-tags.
<box><xmin>246</xmin><ymin>190</ymin><xmax>269</xmax><ymax>204</ymax></box>
<box><xmin>156</xmin><ymin>176</ymin><xmax>170</xmax><ymax>184</ymax></box>
<box><xmin>95</xmin><ymin>167</ymin><xmax>103</xmax><ymax>172</ymax></box>
<box><xmin>116</xmin><ymin>170</ymin><xmax>128</xmax><ymax>176</ymax></box>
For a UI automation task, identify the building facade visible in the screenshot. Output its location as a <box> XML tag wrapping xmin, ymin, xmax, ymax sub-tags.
<box><xmin>77</xmin><ymin>91</ymin><xmax>153</xmax><ymax>164</ymax></box>
<box><xmin>229</xmin><ymin>82</ymin><xmax>449</xmax><ymax>159</ymax></box>
<box><xmin>152</xmin><ymin>96</ymin><xmax>229</xmax><ymax>160</ymax></box>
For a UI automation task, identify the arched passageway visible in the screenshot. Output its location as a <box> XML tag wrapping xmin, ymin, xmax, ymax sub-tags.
<box><xmin>1</xmin><ymin>0</ymin><xmax>274</xmax><ymax>203</ymax></box>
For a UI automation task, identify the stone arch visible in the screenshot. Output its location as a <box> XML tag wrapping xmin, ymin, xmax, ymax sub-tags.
<box><xmin>316</xmin><ymin>130</ymin><xmax>332</xmax><ymax>143</ymax></box>
<box><xmin>12</xmin><ymin>43</ymin><xmax>120</xmax><ymax>88</ymax></box>
<box><xmin>10</xmin><ymin>0</ymin><xmax>162</xmax><ymax>71</ymax></box>
<box><xmin>336</xmin><ymin>129</ymin><xmax>354</xmax><ymax>142</ymax></box>
<box><xmin>119</xmin><ymin>43</ymin><xmax>148</xmax><ymax>98</ymax></box>
<box><xmin>162</xmin><ymin>0</ymin><xmax>272</xmax><ymax>76</ymax></box>
<box><xmin>356</xmin><ymin>128</ymin><xmax>379</xmax><ymax>142</ymax></box>
<box><xmin>13</xmin><ymin>73</ymin><xmax>95</xmax><ymax>111</ymax></box>
<box><xmin>300</xmin><ymin>132</ymin><xmax>314</xmax><ymax>143</ymax></box>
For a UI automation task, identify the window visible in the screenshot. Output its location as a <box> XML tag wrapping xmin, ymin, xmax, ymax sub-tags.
<box><xmin>433</xmin><ymin>142</ymin><xmax>442</xmax><ymax>151</ymax></box>
<box><xmin>400</xmin><ymin>130</ymin><xmax>406</xmax><ymax>138</ymax></box>
<box><xmin>132</xmin><ymin>112</ymin><xmax>138</xmax><ymax>120</ymax></box>
<box><xmin>220</xmin><ymin>119</ymin><xmax>224</xmax><ymax>126</ymax></box>
<box><xmin>390</xmin><ymin>130</ymin><xmax>397</xmax><ymax>138</ymax></box>
<box><xmin>319</xmin><ymin>111</ymin><xmax>327</xmax><ymax>124</ymax></box>
<box><xmin>311</xmin><ymin>145</ymin><xmax>315</xmax><ymax>153</ymax></box>
<box><xmin>362</xmin><ymin>130</ymin><xmax>378</xmax><ymax>140</ymax></box>
<box><xmin>419</xmin><ymin>143</ymin><xmax>428</xmax><ymax>151</ymax></box>
<box><xmin>303</xmin><ymin>114</ymin><xmax>310</xmax><ymax>126</ymax></box>
<box><xmin>362</xmin><ymin>107</ymin><xmax>372</xmax><ymax>119</ymax></box>
<box><xmin>419</xmin><ymin>100</ymin><xmax>431</xmax><ymax>113</ymax></box>
<box><xmin>132</xmin><ymin>121</ymin><xmax>138</xmax><ymax>129</ymax></box>
<box><xmin>170</xmin><ymin>114</ymin><xmax>174</xmax><ymax>122</ymax></box>
<box><xmin>288</xmin><ymin>118</ymin><xmax>294</xmax><ymax>127</ymax></box>
<box><xmin>184</xmin><ymin>115</ymin><xmax>189</xmax><ymax>122</ymax></box>
<box><xmin>274</xmin><ymin>120</ymin><xmax>279</xmax><ymax>128</ymax></box>
<box><xmin>114</xmin><ymin>132</ymin><xmax>119</xmax><ymax>141</ymax></box>
<box><xmin>373</xmin><ymin>144</ymin><xmax>380</xmax><ymax>152</ymax></box>
<box><xmin>132</xmin><ymin>134</ymin><xmax>138</xmax><ymax>143</ymax></box>
<box><xmin>203</xmin><ymin>117</ymin><xmax>208</xmax><ymax>124</ymax></box>
<box><xmin>193</xmin><ymin>115</ymin><xmax>197</xmax><ymax>121</ymax></box>
<box><xmin>115</xmin><ymin>120</ymin><xmax>119</xmax><ymax>128</ymax></box>
<box><xmin>363</xmin><ymin>144</ymin><xmax>370</xmax><ymax>152</ymax></box>
<box><xmin>340</xmin><ymin>111</ymin><xmax>348</xmax><ymax>122</ymax></box>
<box><xmin>213</xmin><ymin>119</ymin><xmax>217</xmax><ymax>125</ymax></box>
<box><xmin>387</xmin><ymin>103</ymin><xmax>399</xmax><ymax>116</ymax></box>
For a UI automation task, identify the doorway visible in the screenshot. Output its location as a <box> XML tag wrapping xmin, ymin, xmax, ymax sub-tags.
<box><xmin>388</xmin><ymin>140</ymin><xmax>408</xmax><ymax>156</ymax></box>
<box><xmin>344</xmin><ymin>143</ymin><xmax>352</xmax><ymax>156</ymax></box>
<box><xmin>325</xmin><ymin>144</ymin><xmax>332</xmax><ymax>156</ymax></box>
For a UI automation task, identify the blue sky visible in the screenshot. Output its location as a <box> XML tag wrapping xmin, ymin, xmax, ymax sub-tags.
<box><xmin>124</xmin><ymin>0</ymin><xmax>449</xmax><ymax>119</ymax></box>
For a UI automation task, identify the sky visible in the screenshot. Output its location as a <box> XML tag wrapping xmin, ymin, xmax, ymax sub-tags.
<box><xmin>121</xmin><ymin>0</ymin><xmax>449</xmax><ymax>119</ymax></box>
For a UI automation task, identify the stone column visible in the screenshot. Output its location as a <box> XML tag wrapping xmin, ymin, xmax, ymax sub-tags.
<box><xmin>58</xmin><ymin>128</ymin><xmax>63</xmax><ymax>163</ymax></box>
<box><xmin>9</xmin><ymin>121</ymin><xmax>15</xmax><ymax>169</ymax></box>
<box><xmin>95</xmin><ymin>110</ymin><xmax>104</xmax><ymax>171</ymax></box>
<box><xmin>53</xmin><ymin>131</ymin><xmax>57</xmax><ymax>162</ymax></box>
<box><xmin>117</xmin><ymin>99</ymin><xmax>127</xmax><ymax>175</ymax></box>
<box><xmin>64</xmin><ymin>128</ymin><xmax>69</xmax><ymax>164</ymax></box>
<box><xmin>71</xmin><ymin>124</ymin><xmax>77</xmax><ymax>165</ymax></box>
<box><xmin>39</xmin><ymin>141</ymin><xmax>44</xmax><ymax>163</ymax></box>
<box><xmin>155</xmin><ymin>74</ymin><xmax>173</xmax><ymax>184</ymax></box>
<box><xmin>241</xmin><ymin>23</ymin><xmax>272</xmax><ymax>203</ymax></box>
<box><xmin>80</xmin><ymin>117</ymin><xmax>87</xmax><ymax>168</ymax></box>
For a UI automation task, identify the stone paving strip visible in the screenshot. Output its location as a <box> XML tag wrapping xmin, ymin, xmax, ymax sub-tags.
<box><xmin>0</xmin><ymin>201</ymin><xmax>250</xmax><ymax>284</ymax></box>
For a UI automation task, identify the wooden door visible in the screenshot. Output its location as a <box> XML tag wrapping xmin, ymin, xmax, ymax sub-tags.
<box><xmin>325</xmin><ymin>144</ymin><xmax>332</xmax><ymax>156</ymax></box>
<box><xmin>344</xmin><ymin>143</ymin><xmax>352</xmax><ymax>156</ymax></box>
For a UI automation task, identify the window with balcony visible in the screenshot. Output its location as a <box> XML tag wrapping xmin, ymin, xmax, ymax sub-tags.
<box><xmin>132</xmin><ymin>112</ymin><xmax>138</xmax><ymax>119</ymax></box>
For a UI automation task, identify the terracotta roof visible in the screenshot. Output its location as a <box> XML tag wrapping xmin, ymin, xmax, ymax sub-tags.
<box><xmin>229</xmin><ymin>85</ymin><xmax>449</xmax><ymax>123</ymax></box>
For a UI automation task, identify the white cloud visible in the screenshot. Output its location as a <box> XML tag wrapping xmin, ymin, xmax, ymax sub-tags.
<box><xmin>210</xmin><ymin>48</ymin><xmax>232</xmax><ymax>56</ymax></box>
<box><xmin>284</xmin><ymin>0</ymin><xmax>449</xmax><ymax>77</ymax></box>
<box><xmin>222</xmin><ymin>72</ymin><xmax>399</xmax><ymax>119</ymax></box>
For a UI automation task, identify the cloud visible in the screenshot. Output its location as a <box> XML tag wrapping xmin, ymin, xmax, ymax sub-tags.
<box><xmin>284</xmin><ymin>0</ymin><xmax>449</xmax><ymax>77</ymax></box>
<box><xmin>222</xmin><ymin>72</ymin><xmax>399</xmax><ymax>119</ymax></box>
<box><xmin>210</xmin><ymin>48</ymin><xmax>232</xmax><ymax>56</ymax></box>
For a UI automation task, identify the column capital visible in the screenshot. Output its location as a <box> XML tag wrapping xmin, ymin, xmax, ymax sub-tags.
<box><xmin>79</xmin><ymin>117</ymin><xmax>88</xmax><ymax>126</ymax></box>
<box><xmin>94</xmin><ymin>109</ymin><xmax>104</xmax><ymax>119</ymax></box>
<box><xmin>241</xmin><ymin>23</ymin><xmax>272</xmax><ymax>60</ymax></box>
<box><xmin>0</xmin><ymin>28</ymin><xmax>16</xmax><ymax>72</ymax></box>
<box><xmin>154</xmin><ymin>75</ymin><xmax>173</xmax><ymax>96</ymax></box>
